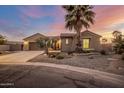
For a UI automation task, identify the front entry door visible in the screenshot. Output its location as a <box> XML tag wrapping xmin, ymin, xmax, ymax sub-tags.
<box><xmin>83</xmin><ymin>39</ymin><xmax>90</xmax><ymax>49</ymax></box>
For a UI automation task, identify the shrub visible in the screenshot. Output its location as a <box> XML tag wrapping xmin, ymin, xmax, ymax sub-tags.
<box><xmin>116</xmin><ymin>49</ymin><xmax>124</xmax><ymax>54</ymax></box>
<box><xmin>67</xmin><ymin>51</ymin><xmax>73</xmax><ymax>55</ymax></box>
<box><xmin>100</xmin><ymin>50</ymin><xmax>106</xmax><ymax>55</ymax></box>
<box><xmin>49</xmin><ymin>54</ymin><xmax>56</xmax><ymax>58</ymax></box>
<box><xmin>48</xmin><ymin>52</ymin><xmax>59</xmax><ymax>58</ymax></box>
<box><xmin>75</xmin><ymin>47</ymin><xmax>83</xmax><ymax>53</ymax></box>
<box><xmin>122</xmin><ymin>53</ymin><xmax>124</xmax><ymax>60</ymax></box>
<box><xmin>56</xmin><ymin>54</ymin><xmax>64</xmax><ymax>59</ymax></box>
<box><xmin>82</xmin><ymin>50</ymin><xmax>90</xmax><ymax>53</ymax></box>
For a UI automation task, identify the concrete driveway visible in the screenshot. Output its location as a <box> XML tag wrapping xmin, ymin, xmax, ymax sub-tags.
<box><xmin>0</xmin><ymin>51</ymin><xmax>43</xmax><ymax>63</ymax></box>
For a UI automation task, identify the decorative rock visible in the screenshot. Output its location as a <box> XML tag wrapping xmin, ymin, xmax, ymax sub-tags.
<box><xmin>88</xmin><ymin>56</ymin><xmax>94</xmax><ymax>59</ymax></box>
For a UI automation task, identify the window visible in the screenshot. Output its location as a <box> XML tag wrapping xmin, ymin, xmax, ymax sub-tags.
<box><xmin>65</xmin><ymin>38</ymin><xmax>69</xmax><ymax>45</ymax></box>
<box><xmin>83</xmin><ymin>39</ymin><xmax>90</xmax><ymax>49</ymax></box>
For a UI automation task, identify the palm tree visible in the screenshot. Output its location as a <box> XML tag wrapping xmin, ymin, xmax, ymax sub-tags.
<box><xmin>112</xmin><ymin>31</ymin><xmax>123</xmax><ymax>44</ymax></box>
<box><xmin>112</xmin><ymin>30</ymin><xmax>122</xmax><ymax>38</ymax></box>
<box><xmin>62</xmin><ymin>5</ymin><xmax>95</xmax><ymax>52</ymax></box>
<box><xmin>112</xmin><ymin>31</ymin><xmax>124</xmax><ymax>54</ymax></box>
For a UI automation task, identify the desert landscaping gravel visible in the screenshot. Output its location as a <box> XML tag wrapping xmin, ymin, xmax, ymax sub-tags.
<box><xmin>28</xmin><ymin>53</ymin><xmax>124</xmax><ymax>75</ymax></box>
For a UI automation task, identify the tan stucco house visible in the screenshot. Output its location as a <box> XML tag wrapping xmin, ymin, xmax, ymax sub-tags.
<box><xmin>23</xmin><ymin>30</ymin><xmax>102</xmax><ymax>52</ymax></box>
<box><xmin>61</xmin><ymin>30</ymin><xmax>102</xmax><ymax>52</ymax></box>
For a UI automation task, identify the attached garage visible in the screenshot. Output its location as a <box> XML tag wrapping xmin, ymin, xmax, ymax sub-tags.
<box><xmin>23</xmin><ymin>33</ymin><xmax>47</xmax><ymax>51</ymax></box>
<box><xmin>29</xmin><ymin>42</ymin><xmax>44</xmax><ymax>50</ymax></box>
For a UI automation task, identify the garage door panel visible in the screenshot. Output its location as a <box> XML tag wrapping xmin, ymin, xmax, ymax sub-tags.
<box><xmin>29</xmin><ymin>42</ymin><xmax>44</xmax><ymax>50</ymax></box>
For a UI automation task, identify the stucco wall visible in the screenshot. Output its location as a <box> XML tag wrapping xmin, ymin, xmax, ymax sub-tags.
<box><xmin>9</xmin><ymin>44</ymin><xmax>23</xmax><ymax>51</ymax></box>
<box><xmin>0</xmin><ymin>45</ymin><xmax>10</xmax><ymax>51</ymax></box>
<box><xmin>81</xmin><ymin>35</ymin><xmax>101</xmax><ymax>51</ymax></box>
<box><xmin>61</xmin><ymin>37</ymin><xmax>75</xmax><ymax>52</ymax></box>
<box><xmin>61</xmin><ymin>31</ymin><xmax>102</xmax><ymax>52</ymax></box>
<box><xmin>23</xmin><ymin>41</ymin><xmax>29</xmax><ymax>51</ymax></box>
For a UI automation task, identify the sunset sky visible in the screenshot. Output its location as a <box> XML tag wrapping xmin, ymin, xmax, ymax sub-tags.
<box><xmin>0</xmin><ymin>5</ymin><xmax>124</xmax><ymax>41</ymax></box>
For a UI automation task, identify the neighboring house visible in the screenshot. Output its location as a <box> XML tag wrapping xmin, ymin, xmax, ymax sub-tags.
<box><xmin>0</xmin><ymin>41</ymin><xmax>23</xmax><ymax>51</ymax></box>
<box><xmin>23</xmin><ymin>30</ymin><xmax>102</xmax><ymax>52</ymax></box>
<box><xmin>6</xmin><ymin>41</ymin><xmax>23</xmax><ymax>51</ymax></box>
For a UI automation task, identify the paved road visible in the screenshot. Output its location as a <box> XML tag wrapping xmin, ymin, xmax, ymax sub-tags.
<box><xmin>0</xmin><ymin>51</ymin><xmax>43</xmax><ymax>62</ymax></box>
<box><xmin>0</xmin><ymin>64</ymin><xmax>111</xmax><ymax>88</ymax></box>
<box><xmin>0</xmin><ymin>62</ymin><xmax>124</xmax><ymax>88</ymax></box>
<box><xmin>0</xmin><ymin>51</ymin><xmax>124</xmax><ymax>87</ymax></box>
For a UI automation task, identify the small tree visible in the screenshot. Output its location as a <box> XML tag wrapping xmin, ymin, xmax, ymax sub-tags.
<box><xmin>0</xmin><ymin>35</ymin><xmax>7</xmax><ymax>45</ymax></box>
<box><xmin>36</xmin><ymin>38</ymin><xmax>51</xmax><ymax>54</ymax></box>
<box><xmin>112</xmin><ymin>31</ymin><xmax>124</xmax><ymax>54</ymax></box>
<box><xmin>36</xmin><ymin>38</ymin><xmax>45</xmax><ymax>48</ymax></box>
<box><xmin>51</xmin><ymin>39</ymin><xmax>57</xmax><ymax>50</ymax></box>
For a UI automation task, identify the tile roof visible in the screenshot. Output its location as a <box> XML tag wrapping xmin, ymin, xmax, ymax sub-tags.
<box><xmin>60</xmin><ymin>33</ymin><xmax>75</xmax><ymax>37</ymax></box>
<box><xmin>23</xmin><ymin>33</ymin><xmax>48</xmax><ymax>42</ymax></box>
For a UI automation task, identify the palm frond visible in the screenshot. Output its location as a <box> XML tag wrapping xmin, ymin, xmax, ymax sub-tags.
<box><xmin>62</xmin><ymin>5</ymin><xmax>95</xmax><ymax>31</ymax></box>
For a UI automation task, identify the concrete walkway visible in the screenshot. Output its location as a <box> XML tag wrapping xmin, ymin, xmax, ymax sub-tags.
<box><xmin>0</xmin><ymin>51</ymin><xmax>43</xmax><ymax>62</ymax></box>
<box><xmin>0</xmin><ymin>62</ymin><xmax>124</xmax><ymax>87</ymax></box>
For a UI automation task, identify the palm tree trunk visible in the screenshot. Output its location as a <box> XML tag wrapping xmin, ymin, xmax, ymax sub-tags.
<box><xmin>77</xmin><ymin>31</ymin><xmax>81</xmax><ymax>47</ymax></box>
<box><xmin>75</xmin><ymin>30</ymin><xmax>82</xmax><ymax>53</ymax></box>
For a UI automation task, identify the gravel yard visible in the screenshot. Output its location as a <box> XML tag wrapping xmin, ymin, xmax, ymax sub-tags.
<box><xmin>28</xmin><ymin>53</ymin><xmax>124</xmax><ymax>75</ymax></box>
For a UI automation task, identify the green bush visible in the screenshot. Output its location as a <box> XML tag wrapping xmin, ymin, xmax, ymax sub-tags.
<box><xmin>100</xmin><ymin>50</ymin><xmax>106</xmax><ymax>55</ymax></box>
<box><xmin>122</xmin><ymin>53</ymin><xmax>124</xmax><ymax>60</ymax></box>
<box><xmin>56</xmin><ymin>54</ymin><xmax>64</xmax><ymax>59</ymax></box>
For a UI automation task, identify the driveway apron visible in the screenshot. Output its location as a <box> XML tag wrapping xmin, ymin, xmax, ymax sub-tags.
<box><xmin>0</xmin><ymin>51</ymin><xmax>43</xmax><ymax>63</ymax></box>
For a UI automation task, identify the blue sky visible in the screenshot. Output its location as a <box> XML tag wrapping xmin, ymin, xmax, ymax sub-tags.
<box><xmin>0</xmin><ymin>5</ymin><xmax>65</xmax><ymax>41</ymax></box>
<box><xmin>0</xmin><ymin>5</ymin><xmax>124</xmax><ymax>41</ymax></box>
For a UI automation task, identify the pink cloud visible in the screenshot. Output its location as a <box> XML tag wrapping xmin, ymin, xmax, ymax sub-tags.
<box><xmin>50</xmin><ymin>23</ymin><xmax>65</xmax><ymax>30</ymax></box>
<box><xmin>39</xmin><ymin>22</ymin><xmax>66</xmax><ymax>36</ymax></box>
<box><xmin>52</xmin><ymin>6</ymin><xmax>65</xmax><ymax>22</ymax></box>
<box><xmin>19</xmin><ymin>6</ymin><xmax>43</xmax><ymax>18</ymax></box>
<box><xmin>92</xmin><ymin>6</ymin><xmax>124</xmax><ymax>32</ymax></box>
<box><xmin>16</xmin><ymin>6</ymin><xmax>124</xmax><ymax>39</ymax></box>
